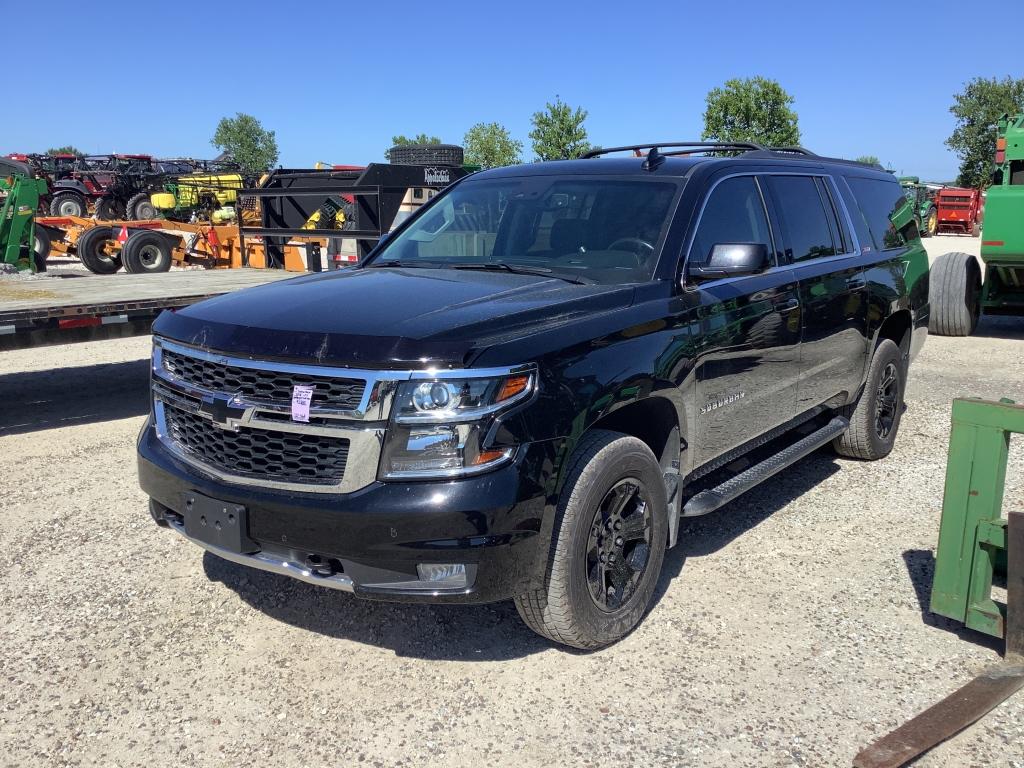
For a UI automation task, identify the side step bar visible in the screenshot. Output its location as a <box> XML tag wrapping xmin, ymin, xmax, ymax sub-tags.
<box><xmin>682</xmin><ymin>416</ymin><xmax>849</xmax><ymax>517</ymax></box>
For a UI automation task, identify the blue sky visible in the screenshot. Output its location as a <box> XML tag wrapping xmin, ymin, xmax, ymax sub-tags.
<box><xmin>6</xmin><ymin>0</ymin><xmax>1022</xmax><ymax>181</ymax></box>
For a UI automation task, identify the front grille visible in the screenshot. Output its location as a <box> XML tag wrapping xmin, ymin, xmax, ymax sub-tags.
<box><xmin>162</xmin><ymin>348</ymin><xmax>364</xmax><ymax>410</ymax></box>
<box><xmin>163</xmin><ymin>400</ymin><xmax>349</xmax><ymax>485</ymax></box>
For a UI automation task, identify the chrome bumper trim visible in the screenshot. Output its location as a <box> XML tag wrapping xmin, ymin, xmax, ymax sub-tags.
<box><xmin>168</xmin><ymin>517</ymin><xmax>355</xmax><ymax>592</ymax></box>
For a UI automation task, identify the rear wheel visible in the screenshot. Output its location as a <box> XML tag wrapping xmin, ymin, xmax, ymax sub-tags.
<box><xmin>49</xmin><ymin>191</ymin><xmax>87</xmax><ymax>217</ymax></box>
<box><xmin>76</xmin><ymin>226</ymin><xmax>121</xmax><ymax>274</ymax></box>
<box><xmin>922</xmin><ymin>208</ymin><xmax>937</xmax><ymax>238</ymax></box>
<box><xmin>929</xmin><ymin>251</ymin><xmax>981</xmax><ymax>336</ymax></box>
<box><xmin>514</xmin><ymin>430</ymin><xmax>667</xmax><ymax>649</ymax></box>
<box><xmin>833</xmin><ymin>339</ymin><xmax>905</xmax><ymax>461</ymax></box>
<box><xmin>126</xmin><ymin>192</ymin><xmax>157</xmax><ymax>220</ymax></box>
<box><xmin>122</xmin><ymin>231</ymin><xmax>172</xmax><ymax>273</ymax></box>
<box><xmin>33</xmin><ymin>227</ymin><xmax>52</xmax><ymax>272</ymax></box>
<box><xmin>94</xmin><ymin>196</ymin><xmax>125</xmax><ymax>221</ymax></box>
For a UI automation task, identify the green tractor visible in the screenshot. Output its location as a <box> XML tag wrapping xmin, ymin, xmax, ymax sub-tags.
<box><xmin>898</xmin><ymin>176</ymin><xmax>938</xmax><ymax>238</ymax></box>
<box><xmin>930</xmin><ymin>113</ymin><xmax>1024</xmax><ymax>335</ymax></box>
<box><xmin>0</xmin><ymin>157</ymin><xmax>49</xmax><ymax>273</ymax></box>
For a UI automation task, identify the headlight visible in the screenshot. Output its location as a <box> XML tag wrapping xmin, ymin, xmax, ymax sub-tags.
<box><xmin>379</xmin><ymin>368</ymin><xmax>535</xmax><ymax>479</ymax></box>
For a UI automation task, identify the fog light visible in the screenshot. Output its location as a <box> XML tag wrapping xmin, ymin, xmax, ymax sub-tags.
<box><xmin>416</xmin><ymin>563</ymin><xmax>468</xmax><ymax>587</ymax></box>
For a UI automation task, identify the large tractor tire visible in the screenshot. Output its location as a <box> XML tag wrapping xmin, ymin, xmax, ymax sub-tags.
<box><xmin>33</xmin><ymin>227</ymin><xmax>52</xmax><ymax>272</ymax></box>
<box><xmin>122</xmin><ymin>231</ymin><xmax>172</xmax><ymax>273</ymax></box>
<box><xmin>126</xmin><ymin>192</ymin><xmax>158</xmax><ymax>221</ymax></box>
<box><xmin>76</xmin><ymin>226</ymin><xmax>122</xmax><ymax>274</ymax></box>
<box><xmin>49</xmin><ymin>191</ymin><xmax>87</xmax><ymax>218</ymax></box>
<box><xmin>922</xmin><ymin>208</ymin><xmax>937</xmax><ymax>238</ymax></box>
<box><xmin>929</xmin><ymin>251</ymin><xmax>981</xmax><ymax>337</ymax></box>
<box><xmin>387</xmin><ymin>143</ymin><xmax>464</xmax><ymax>167</ymax></box>
<box><xmin>94</xmin><ymin>196</ymin><xmax>128</xmax><ymax>221</ymax></box>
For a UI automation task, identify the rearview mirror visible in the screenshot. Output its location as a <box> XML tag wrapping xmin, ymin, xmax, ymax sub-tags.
<box><xmin>688</xmin><ymin>243</ymin><xmax>770</xmax><ymax>281</ymax></box>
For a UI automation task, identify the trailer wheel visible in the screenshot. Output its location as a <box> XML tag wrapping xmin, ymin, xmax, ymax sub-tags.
<box><xmin>929</xmin><ymin>251</ymin><xmax>981</xmax><ymax>337</ymax></box>
<box><xmin>76</xmin><ymin>226</ymin><xmax>122</xmax><ymax>274</ymax></box>
<box><xmin>971</xmin><ymin>221</ymin><xmax>981</xmax><ymax>237</ymax></box>
<box><xmin>49</xmin><ymin>191</ymin><xmax>87</xmax><ymax>217</ymax></box>
<box><xmin>126</xmin><ymin>192</ymin><xmax>158</xmax><ymax>221</ymax></box>
<box><xmin>33</xmin><ymin>227</ymin><xmax>52</xmax><ymax>272</ymax></box>
<box><xmin>122</xmin><ymin>232</ymin><xmax>172</xmax><ymax>273</ymax></box>
<box><xmin>387</xmin><ymin>143</ymin><xmax>464</xmax><ymax>167</ymax></box>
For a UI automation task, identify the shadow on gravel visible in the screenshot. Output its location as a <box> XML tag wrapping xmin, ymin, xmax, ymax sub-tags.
<box><xmin>0</xmin><ymin>359</ymin><xmax>150</xmax><ymax>436</ymax></box>
<box><xmin>202</xmin><ymin>552</ymin><xmax>551</xmax><ymax>661</ymax></box>
<box><xmin>902</xmin><ymin>549</ymin><xmax>1004</xmax><ymax>653</ymax></box>
<box><xmin>206</xmin><ymin>450</ymin><xmax>847</xmax><ymax>659</ymax></box>
<box><xmin>970</xmin><ymin>316</ymin><xmax>1024</xmax><ymax>341</ymax></box>
<box><xmin>649</xmin><ymin>450</ymin><xmax>842</xmax><ymax>610</ymax></box>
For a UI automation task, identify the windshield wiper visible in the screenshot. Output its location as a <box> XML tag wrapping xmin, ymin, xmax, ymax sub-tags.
<box><xmin>367</xmin><ymin>259</ymin><xmax>440</xmax><ymax>269</ymax></box>
<box><xmin>451</xmin><ymin>262</ymin><xmax>590</xmax><ymax>285</ymax></box>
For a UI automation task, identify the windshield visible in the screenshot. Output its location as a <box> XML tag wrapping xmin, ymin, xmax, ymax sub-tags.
<box><xmin>366</xmin><ymin>176</ymin><xmax>679</xmax><ymax>285</ymax></box>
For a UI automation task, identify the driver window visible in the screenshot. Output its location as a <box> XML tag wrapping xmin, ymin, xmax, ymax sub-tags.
<box><xmin>689</xmin><ymin>176</ymin><xmax>772</xmax><ymax>267</ymax></box>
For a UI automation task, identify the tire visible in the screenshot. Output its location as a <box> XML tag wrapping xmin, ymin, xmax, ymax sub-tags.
<box><xmin>929</xmin><ymin>251</ymin><xmax>981</xmax><ymax>336</ymax></box>
<box><xmin>122</xmin><ymin>231</ymin><xmax>172</xmax><ymax>273</ymax></box>
<box><xmin>514</xmin><ymin>430</ymin><xmax>668</xmax><ymax>650</ymax></box>
<box><xmin>922</xmin><ymin>208</ymin><xmax>937</xmax><ymax>238</ymax></box>
<box><xmin>388</xmin><ymin>143</ymin><xmax>464</xmax><ymax>167</ymax></box>
<box><xmin>971</xmin><ymin>221</ymin><xmax>981</xmax><ymax>238</ymax></box>
<box><xmin>833</xmin><ymin>339</ymin><xmax>905</xmax><ymax>461</ymax></box>
<box><xmin>33</xmin><ymin>227</ymin><xmax>52</xmax><ymax>272</ymax></box>
<box><xmin>94</xmin><ymin>196</ymin><xmax>125</xmax><ymax>221</ymax></box>
<box><xmin>49</xmin><ymin>191</ymin><xmax>87</xmax><ymax>217</ymax></box>
<box><xmin>126</xmin><ymin>192</ymin><xmax>158</xmax><ymax>220</ymax></box>
<box><xmin>76</xmin><ymin>226</ymin><xmax>121</xmax><ymax>274</ymax></box>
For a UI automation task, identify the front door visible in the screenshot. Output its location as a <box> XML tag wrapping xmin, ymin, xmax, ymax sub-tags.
<box><xmin>684</xmin><ymin>175</ymin><xmax>802</xmax><ymax>469</ymax></box>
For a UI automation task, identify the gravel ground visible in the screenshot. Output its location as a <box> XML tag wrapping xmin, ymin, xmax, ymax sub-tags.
<box><xmin>2</xmin><ymin>236</ymin><xmax>1023</xmax><ymax>767</ymax></box>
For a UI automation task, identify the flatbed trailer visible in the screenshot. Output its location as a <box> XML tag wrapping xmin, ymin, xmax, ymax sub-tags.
<box><xmin>0</xmin><ymin>269</ymin><xmax>294</xmax><ymax>350</ymax></box>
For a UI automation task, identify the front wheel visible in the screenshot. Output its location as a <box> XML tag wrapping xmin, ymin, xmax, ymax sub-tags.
<box><xmin>514</xmin><ymin>430</ymin><xmax>667</xmax><ymax>649</ymax></box>
<box><xmin>922</xmin><ymin>209</ymin><xmax>937</xmax><ymax>238</ymax></box>
<box><xmin>833</xmin><ymin>338</ymin><xmax>905</xmax><ymax>460</ymax></box>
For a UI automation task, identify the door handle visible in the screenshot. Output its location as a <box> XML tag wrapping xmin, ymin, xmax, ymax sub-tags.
<box><xmin>846</xmin><ymin>278</ymin><xmax>866</xmax><ymax>290</ymax></box>
<box><xmin>776</xmin><ymin>298</ymin><xmax>799</xmax><ymax>313</ymax></box>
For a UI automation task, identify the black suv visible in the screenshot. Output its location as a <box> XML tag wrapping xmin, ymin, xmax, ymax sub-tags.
<box><xmin>138</xmin><ymin>142</ymin><xmax>929</xmax><ymax>649</ymax></box>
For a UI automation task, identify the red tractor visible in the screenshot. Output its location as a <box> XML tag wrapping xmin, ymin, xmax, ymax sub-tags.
<box><xmin>935</xmin><ymin>186</ymin><xmax>984</xmax><ymax>236</ymax></box>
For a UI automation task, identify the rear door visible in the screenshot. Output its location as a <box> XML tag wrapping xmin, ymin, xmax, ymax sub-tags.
<box><xmin>764</xmin><ymin>174</ymin><xmax>869</xmax><ymax>412</ymax></box>
<box><xmin>684</xmin><ymin>174</ymin><xmax>802</xmax><ymax>468</ymax></box>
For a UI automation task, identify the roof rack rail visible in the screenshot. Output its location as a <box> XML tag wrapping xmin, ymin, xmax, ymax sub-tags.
<box><xmin>582</xmin><ymin>141</ymin><xmax>764</xmax><ymax>159</ymax></box>
<box><xmin>764</xmin><ymin>146</ymin><xmax>820</xmax><ymax>157</ymax></box>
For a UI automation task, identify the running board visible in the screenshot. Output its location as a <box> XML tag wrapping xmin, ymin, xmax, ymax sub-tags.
<box><xmin>682</xmin><ymin>416</ymin><xmax>849</xmax><ymax>517</ymax></box>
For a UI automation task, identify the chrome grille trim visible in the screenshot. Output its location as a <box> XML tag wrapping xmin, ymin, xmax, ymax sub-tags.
<box><xmin>150</xmin><ymin>336</ymin><xmax>536</xmax><ymax>495</ymax></box>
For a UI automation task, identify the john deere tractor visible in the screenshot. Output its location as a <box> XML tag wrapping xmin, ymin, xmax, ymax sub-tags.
<box><xmin>899</xmin><ymin>176</ymin><xmax>938</xmax><ymax>238</ymax></box>
<box><xmin>148</xmin><ymin>165</ymin><xmax>246</xmax><ymax>223</ymax></box>
<box><xmin>930</xmin><ymin>113</ymin><xmax>1024</xmax><ymax>335</ymax></box>
<box><xmin>0</xmin><ymin>157</ymin><xmax>49</xmax><ymax>272</ymax></box>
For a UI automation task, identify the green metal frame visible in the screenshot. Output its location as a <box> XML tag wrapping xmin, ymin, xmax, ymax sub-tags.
<box><xmin>931</xmin><ymin>398</ymin><xmax>1024</xmax><ymax>638</ymax></box>
<box><xmin>0</xmin><ymin>174</ymin><xmax>47</xmax><ymax>272</ymax></box>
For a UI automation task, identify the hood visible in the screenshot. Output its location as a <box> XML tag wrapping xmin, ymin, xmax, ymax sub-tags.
<box><xmin>153</xmin><ymin>267</ymin><xmax>635</xmax><ymax>368</ymax></box>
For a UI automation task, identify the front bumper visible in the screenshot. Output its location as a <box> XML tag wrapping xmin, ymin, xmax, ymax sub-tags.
<box><xmin>138</xmin><ymin>417</ymin><xmax>558</xmax><ymax>604</ymax></box>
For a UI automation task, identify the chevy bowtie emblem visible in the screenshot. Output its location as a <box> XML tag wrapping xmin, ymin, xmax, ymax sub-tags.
<box><xmin>198</xmin><ymin>394</ymin><xmax>248</xmax><ymax>430</ymax></box>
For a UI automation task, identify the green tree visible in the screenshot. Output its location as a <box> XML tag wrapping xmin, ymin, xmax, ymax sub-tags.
<box><xmin>463</xmin><ymin>122</ymin><xmax>522</xmax><ymax>169</ymax></box>
<box><xmin>46</xmin><ymin>146</ymin><xmax>83</xmax><ymax>157</ymax></box>
<box><xmin>211</xmin><ymin>113</ymin><xmax>279</xmax><ymax>175</ymax></box>
<box><xmin>385</xmin><ymin>133</ymin><xmax>442</xmax><ymax>160</ymax></box>
<box><xmin>946</xmin><ymin>76</ymin><xmax>1024</xmax><ymax>188</ymax></box>
<box><xmin>529</xmin><ymin>97</ymin><xmax>592</xmax><ymax>160</ymax></box>
<box><xmin>855</xmin><ymin>155</ymin><xmax>881</xmax><ymax>166</ymax></box>
<box><xmin>702</xmin><ymin>77</ymin><xmax>800</xmax><ymax>147</ymax></box>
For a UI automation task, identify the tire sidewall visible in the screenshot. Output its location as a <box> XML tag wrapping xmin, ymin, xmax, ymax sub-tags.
<box><xmin>557</xmin><ymin>439</ymin><xmax>668</xmax><ymax>646</ymax></box>
<box><xmin>124</xmin><ymin>233</ymin><xmax>171</xmax><ymax>273</ymax></box>
<box><xmin>862</xmin><ymin>340</ymin><xmax>904</xmax><ymax>457</ymax></box>
<box><xmin>77</xmin><ymin>227</ymin><xmax>120</xmax><ymax>274</ymax></box>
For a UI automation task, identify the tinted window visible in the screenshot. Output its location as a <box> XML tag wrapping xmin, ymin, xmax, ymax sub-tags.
<box><xmin>372</xmin><ymin>177</ymin><xmax>677</xmax><ymax>285</ymax></box>
<box><xmin>847</xmin><ymin>177</ymin><xmax>915</xmax><ymax>250</ymax></box>
<box><xmin>837</xmin><ymin>177</ymin><xmax>874</xmax><ymax>252</ymax></box>
<box><xmin>689</xmin><ymin>176</ymin><xmax>772</xmax><ymax>266</ymax></box>
<box><xmin>770</xmin><ymin>176</ymin><xmax>837</xmax><ymax>262</ymax></box>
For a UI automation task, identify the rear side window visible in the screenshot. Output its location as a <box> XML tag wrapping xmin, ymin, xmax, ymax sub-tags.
<box><xmin>847</xmin><ymin>177</ymin><xmax>916</xmax><ymax>250</ymax></box>
<box><xmin>689</xmin><ymin>176</ymin><xmax>772</xmax><ymax>266</ymax></box>
<box><xmin>837</xmin><ymin>177</ymin><xmax>875</xmax><ymax>252</ymax></box>
<box><xmin>767</xmin><ymin>175</ymin><xmax>838</xmax><ymax>262</ymax></box>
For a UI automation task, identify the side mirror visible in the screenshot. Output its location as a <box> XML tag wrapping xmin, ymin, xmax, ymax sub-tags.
<box><xmin>688</xmin><ymin>243</ymin><xmax>770</xmax><ymax>281</ymax></box>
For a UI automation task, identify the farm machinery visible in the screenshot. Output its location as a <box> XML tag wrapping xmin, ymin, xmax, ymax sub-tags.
<box><xmin>930</xmin><ymin>113</ymin><xmax>1024</xmax><ymax>336</ymax></box>
<box><xmin>935</xmin><ymin>186</ymin><xmax>984</xmax><ymax>236</ymax></box>
<box><xmin>0</xmin><ymin>156</ymin><xmax>49</xmax><ymax>272</ymax></box>
<box><xmin>898</xmin><ymin>176</ymin><xmax>938</xmax><ymax>237</ymax></box>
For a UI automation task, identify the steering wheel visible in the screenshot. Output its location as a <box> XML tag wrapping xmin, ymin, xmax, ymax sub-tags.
<box><xmin>607</xmin><ymin>238</ymin><xmax>655</xmax><ymax>266</ymax></box>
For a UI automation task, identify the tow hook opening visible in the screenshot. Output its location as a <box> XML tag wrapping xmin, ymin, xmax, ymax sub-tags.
<box><xmin>305</xmin><ymin>554</ymin><xmax>344</xmax><ymax>578</ymax></box>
